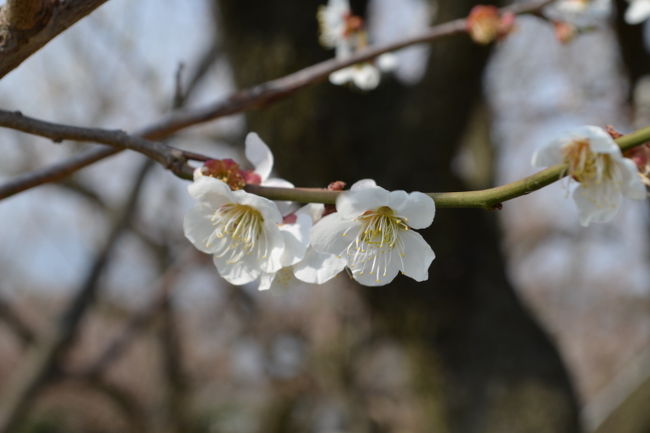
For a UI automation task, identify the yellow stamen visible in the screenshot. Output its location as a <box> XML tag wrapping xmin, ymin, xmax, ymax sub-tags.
<box><xmin>206</xmin><ymin>203</ymin><xmax>266</xmax><ymax>264</ymax></box>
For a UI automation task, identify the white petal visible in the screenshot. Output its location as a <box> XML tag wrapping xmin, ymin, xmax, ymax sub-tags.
<box><xmin>258</xmin><ymin>272</ymin><xmax>276</xmax><ymax>291</ymax></box>
<box><xmin>350</xmin><ymin>249</ymin><xmax>401</xmax><ymax>286</ymax></box>
<box><xmin>233</xmin><ymin>190</ymin><xmax>283</xmax><ymax>224</ymax></box>
<box><xmin>532</xmin><ymin>138</ymin><xmax>565</xmax><ymax>168</ymax></box>
<box><xmin>575</xmin><ymin>125</ymin><xmax>620</xmax><ymax>155</ymax></box>
<box><xmin>278</xmin><ymin>213</ymin><xmax>312</xmax><ymax>267</ymax></box>
<box><xmin>214</xmin><ymin>254</ymin><xmax>261</xmax><ymax>285</ymax></box>
<box><xmin>625</xmin><ymin>0</ymin><xmax>650</xmax><ymax>24</ymax></box>
<box><xmin>386</xmin><ymin>190</ymin><xmax>409</xmax><ymax>213</ymax></box>
<box><xmin>188</xmin><ymin>177</ymin><xmax>235</xmax><ymax>204</ymax></box>
<box><xmin>350</xmin><ymin>179</ymin><xmax>377</xmax><ymax>191</ymax></box>
<box><xmin>295</xmin><ymin>203</ymin><xmax>325</xmax><ymax>223</ymax></box>
<box><xmin>330</xmin><ymin>68</ymin><xmax>354</xmax><ymax>85</ymax></box>
<box><xmin>337</xmin><ymin>186</ymin><xmax>389</xmax><ymax>220</ymax></box>
<box><xmin>377</xmin><ymin>53</ymin><xmax>397</xmax><ymax>72</ymax></box>
<box><xmin>619</xmin><ymin>158</ymin><xmax>647</xmax><ymax>199</ymax></box>
<box><xmin>353</xmin><ymin>64</ymin><xmax>381</xmax><ymax>90</ymax></box>
<box><xmin>245</xmin><ymin>132</ymin><xmax>274</xmax><ymax>181</ymax></box>
<box><xmin>183</xmin><ymin>204</ymin><xmax>225</xmax><ymax>254</ymax></box>
<box><xmin>399</xmin><ymin>230</ymin><xmax>435</xmax><ymax>282</ymax></box>
<box><xmin>293</xmin><ymin>248</ymin><xmax>347</xmax><ymax>284</ymax></box>
<box><xmin>310</xmin><ymin>213</ymin><xmax>358</xmax><ymax>257</ymax></box>
<box><xmin>573</xmin><ymin>183</ymin><xmax>622</xmax><ymax>226</ymax></box>
<box><xmin>392</xmin><ymin>191</ymin><xmax>436</xmax><ymax>229</ymax></box>
<box><xmin>258</xmin><ymin>220</ymin><xmax>286</xmax><ymax>273</ymax></box>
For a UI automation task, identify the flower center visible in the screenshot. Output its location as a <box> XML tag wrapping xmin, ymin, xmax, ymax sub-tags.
<box><xmin>206</xmin><ymin>203</ymin><xmax>267</xmax><ymax>264</ymax></box>
<box><xmin>357</xmin><ymin>206</ymin><xmax>409</xmax><ymax>247</ymax></box>
<box><xmin>344</xmin><ymin>206</ymin><xmax>409</xmax><ymax>282</ymax></box>
<box><xmin>563</xmin><ymin>139</ymin><xmax>615</xmax><ymax>185</ymax></box>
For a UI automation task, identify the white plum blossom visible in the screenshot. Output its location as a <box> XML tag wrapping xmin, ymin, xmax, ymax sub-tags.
<box><xmin>329</xmin><ymin>53</ymin><xmax>397</xmax><ymax>90</ymax></box>
<box><xmin>305</xmin><ymin>179</ymin><xmax>436</xmax><ymax>287</ymax></box>
<box><xmin>261</xmin><ymin>204</ymin><xmax>347</xmax><ymax>290</ymax></box>
<box><xmin>317</xmin><ymin>0</ymin><xmax>396</xmax><ymax>90</ymax></box>
<box><xmin>624</xmin><ymin>0</ymin><xmax>650</xmax><ymax>24</ymax></box>
<box><xmin>544</xmin><ymin>0</ymin><xmax>612</xmax><ymax>26</ymax></box>
<box><xmin>317</xmin><ymin>0</ymin><xmax>351</xmax><ymax>49</ymax></box>
<box><xmin>532</xmin><ymin>125</ymin><xmax>646</xmax><ymax>226</ymax></box>
<box><xmin>183</xmin><ymin>176</ymin><xmax>309</xmax><ymax>290</ymax></box>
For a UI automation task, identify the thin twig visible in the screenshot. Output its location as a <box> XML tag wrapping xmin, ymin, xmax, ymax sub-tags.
<box><xmin>0</xmin><ymin>0</ymin><xmax>552</xmax><ymax>199</ymax></box>
<box><xmin>0</xmin><ymin>109</ymin><xmax>199</xmax><ymax>179</ymax></box>
<box><xmin>0</xmin><ymin>297</ymin><xmax>36</xmax><ymax>346</ymax></box>
<box><xmin>0</xmin><ymin>159</ymin><xmax>154</xmax><ymax>433</ymax></box>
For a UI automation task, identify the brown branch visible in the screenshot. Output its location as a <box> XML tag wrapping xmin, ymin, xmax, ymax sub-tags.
<box><xmin>0</xmin><ymin>0</ymin><xmax>552</xmax><ymax>199</ymax></box>
<box><xmin>0</xmin><ymin>0</ymin><xmax>109</xmax><ymax>78</ymax></box>
<box><xmin>1</xmin><ymin>0</ymin><xmax>47</xmax><ymax>30</ymax></box>
<box><xmin>0</xmin><ymin>109</ymin><xmax>201</xmax><ymax>198</ymax></box>
<box><xmin>0</xmin><ymin>146</ymin><xmax>119</xmax><ymax>199</ymax></box>
<box><xmin>0</xmin><ymin>297</ymin><xmax>36</xmax><ymax>346</ymax></box>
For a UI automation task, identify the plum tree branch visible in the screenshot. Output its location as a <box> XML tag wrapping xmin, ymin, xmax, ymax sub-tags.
<box><xmin>2</xmin><ymin>105</ymin><xmax>648</xmax><ymax>209</ymax></box>
<box><xmin>0</xmin><ymin>0</ymin><xmax>109</xmax><ymax>78</ymax></box>
<box><xmin>245</xmin><ymin>125</ymin><xmax>650</xmax><ymax>209</ymax></box>
<box><xmin>0</xmin><ymin>0</ymin><xmax>552</xmax><ymax>198</ymax></box>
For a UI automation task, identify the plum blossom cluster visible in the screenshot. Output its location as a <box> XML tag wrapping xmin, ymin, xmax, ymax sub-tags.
<box><xmin>532</xmin><ymin>125</ymin><xmax>647</xmax><ymax>226</ymax></box>
<box><xmin>184</xmin><ymin>133</ymin><xmax>437</xmax><ymax>291</ymax></box>
<box><xmin>317</xmin><ymin>0</ymin><xmax>396</xmax><ymax>90</ymax></box>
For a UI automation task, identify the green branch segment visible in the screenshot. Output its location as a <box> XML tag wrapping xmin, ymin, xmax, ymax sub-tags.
<box><xmin>246</xmin><ymin>126</ymin><xmax>650</xmax><ymax>209</ymax></box>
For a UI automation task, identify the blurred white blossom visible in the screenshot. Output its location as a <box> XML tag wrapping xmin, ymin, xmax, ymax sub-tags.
<box><xmin>624</xmin><ymin>0</ymin><xmax>650</xmax><ymax>24</ymax></box>
<box><xmin>545</xmin><ymin>0</ymin><xmax>612</xmax><ymax>26</ymax></box>
<box><xmin>532</xmin><ymin>125</ymin><xmax>646</xmax><ymax>226</ymax></box>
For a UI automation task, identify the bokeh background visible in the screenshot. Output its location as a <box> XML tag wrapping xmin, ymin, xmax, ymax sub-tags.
<box><xmin>0</xmin><ymin>0</ymin><xmax>648</xmax><ymax>432</ymax></box>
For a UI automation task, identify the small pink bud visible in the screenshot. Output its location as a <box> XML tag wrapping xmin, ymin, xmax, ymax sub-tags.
<box><xmin>324</xmin><ymin>180</ymin><xmax>347</xmax><ymax>216</ymax></box>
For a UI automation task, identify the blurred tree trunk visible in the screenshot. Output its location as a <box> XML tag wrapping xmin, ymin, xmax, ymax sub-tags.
<box><xmin>215</xmin><ymin>0</ymin><xmax>581</xmax><ymax>432</ymax></box>
<box><xmin>614</xmin><ymin>0</ymin><xmax>650</xmax><ymax>98</ymax></box>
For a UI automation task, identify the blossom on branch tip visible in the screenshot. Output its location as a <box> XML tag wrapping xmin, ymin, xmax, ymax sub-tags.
<box><xmin>624</xmin><ymin>0</ymin><xmax>650</xmax><ymax>24</ymax></box>
<box><xmin>183</xmin><ymin>177</ymin><xmax>309</xmax><ymax>289</ymax></box>
<box><xmin>305</xmin><ymin>179</ymin><xmax>436</xmax><ymax>287</ymax></box>
<box><xmin>317</xmin><ymin>0</ymin><xmax>356</xmax><ymax>49</ymax></box>
<box><xmin>328</xmin><ymin>54</ymin><xmax>396</xmax><ymax>90</ymax></box>
<box><xmin>532</xmin><ymin>125</ymin><xmax>646</xmax><ymax>226</ymax></box>
<box><xmin>317</xmin><ymin>0</ymin><xmax>395</xmax><ymax>90</ymax></box>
